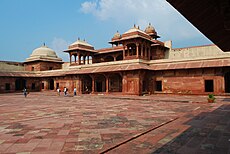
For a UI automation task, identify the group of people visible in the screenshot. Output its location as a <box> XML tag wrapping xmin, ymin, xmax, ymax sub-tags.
<box><xmin>22</xmin><ymin>87</ymin><xmax>77</xmax><ymax>97</ymax></box>
<box><xmin>56</xmin><ymin>87</ymin><xmax>77</xmax><ymax>96</ymax></box>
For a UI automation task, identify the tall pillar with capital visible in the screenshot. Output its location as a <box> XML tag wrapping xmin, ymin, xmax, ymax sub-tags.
<box><xmin>123</xmin><ymin>45</ymin><xmax>126</xmax><ymax>60</ymax></box>
<box><xmin>141</xmin><ymin>45</ymin><xmax>143</xmax><ymax>57</ymax></box>
<box><xmin>74</xmin><ymin>55</ymin><xmax>76</xmax><ymax>63</ymax></box>
<box><xmin>69</xmin><ymin>53</ymin><xmax>72</xmax><ymax>64</ymax></box>
<box><xmin>78</xmin><ymin>52</ymin><xmax>81</xmax><ymax>65</ymax></box>
<box><xmin>87</xmin><ymin>54</ymin><xmax>90</xmax><ymax>64</ymax></box>
<box><xmin>106</xmin><ymin>75</ymin><xmax>109</xmax><ymax>94</ymax></box>
<box><xmin>136</xmin><ymin>43</ymin><xmax>139</xmax><ymax>58</ymax></box>
<box><xmin>145</xmin><ymin>45</ymin><xmax>147</xmax><ymax>59</ymax></box>
<box><xmin>148</xmin><ymin>46</ymin><xmax>151</xmax><ymax>60</ymax></box>
<box><xmin>91</xmin><ymin>76</ymin><xmax>95</xmax><ymax>94</ymax></box>
<box><xmin>83</xmin><ymin>56</ymin><xmax>86</xmax><ymax>65</ymax></box>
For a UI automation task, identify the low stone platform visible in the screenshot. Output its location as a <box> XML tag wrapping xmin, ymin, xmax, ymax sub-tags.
<box><xmin>0</xmin><ymin>92</ymin><xmax>229</xmax><ymax>153</ymax></box>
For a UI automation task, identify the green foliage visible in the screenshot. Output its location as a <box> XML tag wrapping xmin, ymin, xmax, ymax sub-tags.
<box><xmin>208</xmin><ymin>94</ymin><xmax>216</xmax><ymax>100</ymax></box>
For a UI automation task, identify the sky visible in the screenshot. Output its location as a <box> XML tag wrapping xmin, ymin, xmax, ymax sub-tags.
<box><xmin>0</xmin><ymin>0</ymin><xmax>212</xmax><ymax>62</ymax></box>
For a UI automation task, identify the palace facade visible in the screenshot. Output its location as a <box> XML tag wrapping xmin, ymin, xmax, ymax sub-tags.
<box><xmin>1</xmin><ymin>24</ymin><xmax>230</xmax><ymax>95</ymax></box>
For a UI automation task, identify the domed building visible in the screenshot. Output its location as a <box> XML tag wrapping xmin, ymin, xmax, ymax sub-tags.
<box><xmin>0</xmin><ymin>24</ymin><xmax>230</xmax><ymax>96</ymax></box>
<box><xmin>24</xmin><ymin>44</ymin><xmax>63</xmax><ymax>71</ymax></box>
<box><xmin>145</xmin><ymin>23</ymin><xmax>160</xmax><ymax>39</ymax></box>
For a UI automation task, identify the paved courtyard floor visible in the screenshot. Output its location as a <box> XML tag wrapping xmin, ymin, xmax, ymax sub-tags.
<box><xmin>0</xmin><ymin>92</ymin><xmax>230</xmax><ymax>154</ymax></box>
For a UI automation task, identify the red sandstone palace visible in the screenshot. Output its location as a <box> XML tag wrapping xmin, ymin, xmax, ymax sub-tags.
<box><xmin>0</xmin><ymin>24</ymin><xmax>230</xmax><ymax>95</ymax></box>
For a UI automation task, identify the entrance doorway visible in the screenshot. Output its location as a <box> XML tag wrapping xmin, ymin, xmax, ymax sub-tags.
<box><xmin>225</xmin><ymin>72</ymin><xmax>230</xmax><ymax>93</ymax></box>
<box><xmin>82</xmin><ymin>75</ymin><xmax>92</xmax><ymax>94</ymax></box>
<box><xmin>95</xmin><ymin>74</ymin><xmax>106</xmax><ymax>92</ymax></box>
<box><xmin>96</xmin><ymin>81</ymin><xmax>103</xmax><ymax>92</ymax></box>
<box><xmin>49</xmin><ymin>79</ymin><xmax>54</xmax><ymax>90</ymax></box>
<box><xmin>15</xmin><ymin>79</ymin><xmax>26</xmax><ymax>90</ymax></box>
<box><xmin>109</xmin><ymin>73</ymin><xmax>122</xmax><ymax>92</ymax></box>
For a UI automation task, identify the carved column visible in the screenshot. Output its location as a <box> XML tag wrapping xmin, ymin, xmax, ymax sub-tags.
<box><xmin>74</xmin><ymin>55</ymin><xmax>77</xmax><ymax>63</ymax></box>
<box><xmin>136</xmin><ymin>43</ymin><xmax>139</xmax><ymax>58</ymax></box>
<box><xmin>106</xmin><ymin>75</ymin><xmax>109</xmax><ymax>94</ymax></box>
<box><xmin>83</xmin><ymin>56</ymin><xmax>86</xmax><ymax>65</ymax></box>
<box><xmin>69</xmin><ymin>53</ymin><xmax>72</xmax><ymax>64</ymax></box>
<box><xmin>87</xmin><ymin>54</ymin><xmax>90</xmax><ymax>64</ymax></box>
<box><xmin>78</xmin><ymin>52</ymin><xmax>81</xmax><ymax>65</ymax></box>
<box><xmin>92</xmin><ymin>76</ymin><xmax>95</xmax><ymax>94</ymax></box>
<box><xmin>148</xmin><ymin>46</ymin><xmax>151</xmax><ymax>60</ymax></box>
<box><xmin>123</xmin><ymin>45</ymin><xmax>126</xmax><ymax>60</ymax></box>
<box><xmin>141</xmin><ymin>45</ymin><xmax>143</xmax><ymax>57</ymax></box>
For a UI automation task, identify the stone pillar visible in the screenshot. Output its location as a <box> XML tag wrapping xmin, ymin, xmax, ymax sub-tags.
<box><xmin>141</xmin><ymin>45</ymin><xmax>143</xmax><ymax>57</ymax></box>
<box><xmin>69</xmin><ymin>53</ymin><xmax>72</xmax><ymax>64</ymax></box>
<box><xmin>74</xmin><ymin>55</ymin><xmax>77</xmax><ymax>63</ymax></box>
<box><xmin>148</xmin><ymin>47</ymin><xmax>151</xmax><ymax>60</ymax></box>
<box><xmin>106</xmin><ymin>75</ymin><xmax>109</xmax><ymax>93</ymax></box>
<box><xmin>78</xmin><ymin>53</ymin><xmax>81</xmax><ymax>65</ymax></box>
<box><xmin>83</xmin><ymin>56</ymin><xmax>86</xmax><ymax>65</ymax></box>
<box><xmin>145</xmin><ymin>46</ymin><xmax>147</xmax><ymax>59</ymax></box>
<box><xmin>87</xmin><ymin>55</ymin><xmax>90</xmax><ymax>64</ymax></box>
<box><xmin>92</xmin><ymin>76</ymin><xmax>95</xmax><ymax>94</ymax></box>
<box><xmin>113</xmin><ymin>56</ymin><xmax>116</xmax><ymax>61</ymax></box>
<box><xmin>123</xmin><ymin>46</ymin><xmax>126</xmax><ymax>60</ymax></box>
<box><xmin>136</xmin><ymin>43</ymin><xmax>139</xmax><ymax>58</ymax></box>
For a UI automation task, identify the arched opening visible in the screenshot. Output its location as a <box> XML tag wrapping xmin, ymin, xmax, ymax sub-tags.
<box><xmin>116</xmin><ymin>54</ymin><xmax>123</xmax><ymax>61</ymax></box>
<box><xmin>127</xmin><ymin>43</ymin><xmax>136</xmax><ymax>56</ymax></box>
<box><xmin>82</xmin><ymin>75</ymin><xmax>92</xmax><ymax>94</ymax></box>
<box><xmin>49</xmin><ymin>79</ymin><xmax>54</xmax><ymax>90</ymax></box>
<box><xmin>88</xmin><ymin>56</ymin><xmax>92</xmax><ymax>64</ymax></box>
<box><xmin>15</xmin><ymin>78</ymin><xmax>26</xmax><ymax>90</ymax></box>
<box><xmin>95</xmin><ymin>74</ymin><xmax>106</xmax><ymax>92</ymax></box>
<box><xmin>225</xmin><ymin>72</ymin><xmax>230</xmax><ymax>93</ymax></box>
<box><xmin>142</xmin><ymin>75</ymin><xmax>149</xmax><ymax>94</ymax></box>
<box><xmin>70</xmin><ymin>54</ymin><xmax>75</xmax><ymax>64</ymax></box>
<box><xmin>104</xmin><ymin>55</ymin><xmax>114</xmax><ymax>62</ymax></box>
<box><xmin>109</xmin><ymin>73</ymin><xmax>122</xmax><ymax>92</ymax></box>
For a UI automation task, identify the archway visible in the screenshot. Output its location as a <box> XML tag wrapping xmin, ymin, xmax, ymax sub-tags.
<box><xmin>104</xmin><ymin>55</ymin><xmax>114</xmax><ymax>62</ymax></box>
<box><xmin>15</xmin><ymin>78</ymin><xmax>26</xmax><ymax>90</ymax></box>
<box><xmin>49</xmin><ymin>79</ymin><xmax>54</xmax><ymax>90</ymax></box>
<box><xmin>127</xmin><ymin>43</ymin><xmax>136</xmax><ymax>56</ymax></box>
<box><xmin>109</xmin><ymin>73</ymin><xmax>122</xmax><ymax>92</ymax></box>
<box><xmin>116</xmin><ymin>54</ymin><xmax>123</xmax><ymax>61</ymax></box>
<box><xmin>82</xmin><ymin>75</ymin><xmax>92</xmax><ymax>94</ymax></box>
<box><xmin>95</xmin><ymin>74</ymin><xmax>106</xmax><ymax>92</ymax></box>
<box><xmin>142</xmin><ymin>74</ymin><xmax>149</xmax><ymax>93</ymax></box>
<box><xmin>225</xmin><ymin>72</ymin><xmax>230</xmax><ymax>93</ymax></box>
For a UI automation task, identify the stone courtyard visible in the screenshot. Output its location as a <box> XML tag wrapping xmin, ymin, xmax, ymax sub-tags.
<box><xmin>0</xmin><ymin>92</ymin><xmax>229</xmax><ymax>154</ymax></box>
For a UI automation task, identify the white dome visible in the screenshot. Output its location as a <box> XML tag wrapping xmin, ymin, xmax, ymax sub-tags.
<box><xmin>124</xmin><ymin>24</ymin><xmax>146</xmax><ymax>34</ymax></box>
<box><xmin>70</xmin><ymin>39</ymin><xmax>93</xmax><ymax>47</ymax></box>
<box><xmin>26</xmin><ymin>45</ymin><xmax>62</xmax><ymax>62</ymax></box>
<box><xmin>31</xmin><ymin>46</ymin><xmax>58</xmax><ymax>58</ymax></box>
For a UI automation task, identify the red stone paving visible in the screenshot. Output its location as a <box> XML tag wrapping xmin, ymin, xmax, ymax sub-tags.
<box><xmin>0</xmin><ymin>92</ymin><xmax>229</xmax><ymax>153</ymax></box>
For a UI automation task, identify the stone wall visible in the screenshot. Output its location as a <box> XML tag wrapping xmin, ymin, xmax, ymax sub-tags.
<box><xmin>168</xmin><ymin>44</ymin><xmax>230</xmax><ymax>60</ymax></box>
<box><xmin>0</xmin><ymin>77</ymin><xmax>41</xmax><ymax>93</ymax></box>
<box><xmin>122</xmin><ymin>70</ymin><xmax>141</xmax><ymax>95</ymax></box>
<box><xmin>154</xmin><ymin>68</ymin><xmax>225</xmax><ymax>95</ymax></box>
<box><xmin>0</xmin><ymin>61</ymin><xmax>24</xmax><ymax>71</ymax></box>
<box><xmin>25</xmin><ymin>61</ymin><xmax>62</xmax><ymax>71</ymax></box>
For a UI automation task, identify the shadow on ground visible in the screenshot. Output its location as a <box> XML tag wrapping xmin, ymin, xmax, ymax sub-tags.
<box><xmin>152</xmin><ymin>104</ymin><xmax>230</xmax><ymax>154</ymax></box>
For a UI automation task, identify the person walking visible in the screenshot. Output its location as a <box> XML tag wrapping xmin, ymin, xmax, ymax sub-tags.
<box><xmin>57</xmin><ymin>88</ymin><xmax>60</xmax><ymax>96</ymax></box>
<box><xmin>64</xmin><ymin>87</ymin><xmax>67</xmax><ymax>96</ymax></box>
<box><xmin>23</xmin><ymin>88</ymin><xmax>27</xmax><ymax>97</ymax></box>
<box><xmin>74</xmin><ymin>87</ymin><xmax>77</xmax><ymax>96</ymax></box>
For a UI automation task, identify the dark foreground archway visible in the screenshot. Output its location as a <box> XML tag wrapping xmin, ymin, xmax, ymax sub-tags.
<box><xmin>225</xmin><ymin>72</ymin><xmax>230</xmax><ymax>93</ymax></box>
